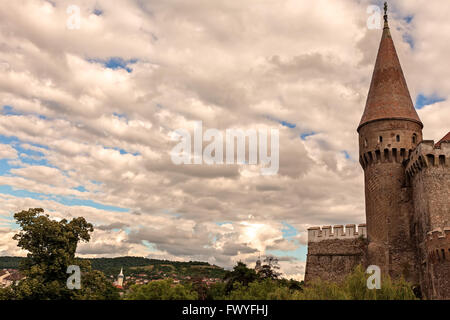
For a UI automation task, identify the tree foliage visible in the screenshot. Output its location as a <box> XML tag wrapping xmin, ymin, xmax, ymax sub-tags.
<box><xmin>226</xmin><ymin>278</ymin><xmax>295</xmax><ymax>300</ymax></box>
<box><xmin>294</xmin><ymin>265</ymin><xmax>417</xmax><ymax>300</ymax></box>
<box><xmin>223</xmin><ymin>262</ymin><xmax>259</xmax><ymax>293</ymax></box>
<box><xmin>125</xmin><ymin>279</ymin><xmax>197</xmax><ymax>300</ymax></box>
<box><xmin>214</xmin><ymin>263</ymin><xmax>416</xmax><ymax>300</ymax></box>
<box><xmin>5</xmin><ymin>208</ymin><xmax>119</xmax><ymax>300</ymax></box>
<box><xmin>258</xmin><ymin>256</ymin><xmax>281</xmax><ymax>280</ymax></box>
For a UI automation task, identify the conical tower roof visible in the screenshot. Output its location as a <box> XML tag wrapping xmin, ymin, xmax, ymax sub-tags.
<box><xmin>358</xmin><ymin>5</ymin><xmax>422</xmax><ymax>131</ymax></box>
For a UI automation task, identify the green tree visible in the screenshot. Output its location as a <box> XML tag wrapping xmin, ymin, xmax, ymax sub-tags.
<box><xmin>259</xmin><ymin>256</ymin><xmax>281</xmax><ymax>280</ymax></box>
<box><xmin>191</xmin><ymin>276</ymin><xmax>208</xmax><ymax>300</ymax></box>
<box><xmin>72</xmin><ymin>270</ymin><xmax>120</xmax><ymax>300</ymax></box>
<box><xmin>8</xmin><ymin>208</ymin><xmax>119</xmax><ymax>300</ymax></box>
<box><xmin>295</xmin><ymin>265</ymin><xmax>417</xmax><ymax>300</ymax></box>
<box><xmin>223</xmin><ymin>262</ymin><xmax>259</xmax><ymax>293</ymax></box>
<box><xmin>206</xmin><ymin>281</ymin><xmax>227</xmax><ymax>300</ymax></box>
<box><xmin>0</xmin><ymin>287</ymin><xmax>14</xmax><ymax>300</ymax></box>
<box><xmin>125</xmin><ymin>279</ymin><xmax>197</xmax><ymax>300</ymax></box>
<box><xmin>226</xmin><ymin>279</ymin><xmax>295</xmax><ymax>300</ymax></box>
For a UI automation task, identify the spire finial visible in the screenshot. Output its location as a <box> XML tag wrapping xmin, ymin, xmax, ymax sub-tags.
<box><xmin>384</xmin><ymin>2</ymin><xmax>388</xmax><ymax>23</ymax></box>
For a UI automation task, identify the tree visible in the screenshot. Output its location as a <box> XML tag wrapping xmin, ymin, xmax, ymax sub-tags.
<box><xmin>223</xmin><ymin>262</ymin><xmax>259</xmax><ymax>293</ymax></box>
<box><xmin>72</xmin><ymin>270</ymin><xmax>120</xmax><ymax>300</ymax></box>
<box><xmin>295</xmin><ymin>265</ymin><xmax>417</xmax><ymax>300</ymax></box>
<box><xmin>8</xmin><ymin>208</ymin><xmax>118</xmax><ymax>300</ymax></box>
<box><xmin>0</xmin><ymin>287</ymin><xmax>14</xmax><ymax>300</ymax></box>
<box><xmin>259</xmin><ymin>256</ymin><xmax>281</xmax><ymax>280</ymax></box>
<box><xmin>206</xmin><ymin>282</ymin><xmax>227</xmax><ymax>300</ymax></box>
<box><xmin>125</xmin><ymin>279</ymin><xmax>198</xmax><ymax>300</ymax></box>
<box><xmin>278</xmin><ymin>278</ymin><xmax>304</xmax><ymax>291</ymax></box>
<box><xmin>191</xmin><ymin>276</ymin><xmax>208</xmax><ymax>300</ymax></box>
<box><xmin>226</xmin><ymin>279</ymin><xmax>295</xmax><ymax>300</ymax></box>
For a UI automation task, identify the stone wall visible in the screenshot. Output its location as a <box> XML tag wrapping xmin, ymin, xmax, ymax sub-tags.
<box><xmin>407</xmin><ymin>140</ymin><xmax>450</xmax><ymax>299</ymax></box>
<box><xmin>425</xmin><ymin>228</ymin><xmax>450</xmax><ymax>299</ymax></box>
<box><xmin>304</xmin><ymin>225</ymin><xmax>368</xmax><ymax>283</ymax></box>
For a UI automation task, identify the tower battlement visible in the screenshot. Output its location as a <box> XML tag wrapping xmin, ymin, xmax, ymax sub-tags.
<box><xmin>307</xmin><ymin>224</ymin><xmax>367</xmax><ymax>243</ymax></box>
<box><xmin>360</xmin><ymin>147</ymin><xmax>413</xmax><ymax>169</ymax></box>
<box><xmin>406</xmin><ymin>140</ymin><xmax>450</xmax><ymax>178</ymax></box>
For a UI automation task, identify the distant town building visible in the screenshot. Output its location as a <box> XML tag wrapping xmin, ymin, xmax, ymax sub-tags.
<box><xmin>0</xmin><ymin>269</ymin><xmax>24</xmax><ymax>288</ymax></box>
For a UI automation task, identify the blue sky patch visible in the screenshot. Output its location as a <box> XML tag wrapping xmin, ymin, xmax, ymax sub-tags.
<box><xmin>279</xmin><ymin>120</ymin><xmax>296</xmax><ymax>129</ymax></box>
<box><xmin>404</xmin><ymin>15</ymin><xmax>413</xmax><ymax>24</ymax></box>
<box><xmin>415</xmin><ymin>93</ymin><xmax>446</xmax><ymax>109</ymax></box>
<box><xmin>103</xmin><ymin>146</ymin><xmax>140</xmax><ymax>156</ymax></box>
<box><xmin>0</xmin><ymin>159</ymin><xmax>19</xmax><ymax>175</ymax></box>
<box><xmin>266</xmin><ymin>116</ymin><xmax>296</xmax><ymax>129</ymax></box>
<box><xmin>3</xmin><ymin>105</ymin><xmax>47</xmax><ymax>119</ymax></box>
<box><xmin>2</xmin><ymin>105</ymin><xmax>21</xmax><ymax>116</ymax></box>
<box><xmin>0</xmin><ymin>136</ymin><xmax>53</xmax><ymax>174</ymax></box>
<box><xmin>341</xmin><ymin>150</ymin><xmax>351</xmax><ymax>160</ymax></box>
<box><xmin>93</xmin><ymin>8</ymin><xmax>103</xmax><ymax>16</ymax></box>
<box><xmin>0</xmin><ymin>185</ymin><xmax>129</xmax><ymax>213</ymax></box>
<box><xmin>267</xmin><ymin>245</ymin><xmax>307</xmax><ymax>262</ymax></box>
<box><xmin>0</xmin><ymin>215</ymin><xmax>19</xmax><ymax>230</ymax></box>
<box><xmin>73</xmin><ymin>185</ymin><xmax>87</xmax><ymax>192</ymax></box>
<box><xmin>216</xmin><ymin>221</ymin><xmax>232</xmax><ymax>226</ymax></box>
<box><xmin>281</xmin><ymin>222</ymin><xmax>298</xmax><ymax>239</ymax></box>
<box><xmin>142</xmin><ymin>240</ymin><xmax>158</xmax><ymax>252</ymax></box>
<box><xmin>113</xmin><ymin>112</ymin><xmax>128</xmax><ymax>122</ymax></box>
<box><xmin>402</xmin><ymin>33</ymin><xmax>414</xmax><ymax>49</ymax></box>
<box><xmin>0</xmin><ymin>135</ymin><xmax>49</xmax><ymax>151</ymax></box>
<box><xmin>267</xmin><ymin>222</ymin><xmax>307</xmax><ymax>261</ymax></box>
<box><xmin>300</xmin><ymin>131</ymin><xmax>316</xmax><ymax>140</ymax></box>
<box><xmin>88</xmin><ymin>57</ymin><xmax>138</xmax><ymax>73</ymax></box>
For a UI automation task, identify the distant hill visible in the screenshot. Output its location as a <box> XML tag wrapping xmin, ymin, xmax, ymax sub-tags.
<box><xmin>0</xmin><ymin>256</ymin><xmax>22</xmax><ymax>269</ymax></box>
<box><xmin>0</xmin><ymin>256</ymin><xmax>227</xmax><ymax>279</ymax></box>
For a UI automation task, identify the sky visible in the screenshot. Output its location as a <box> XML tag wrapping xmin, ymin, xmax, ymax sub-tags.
<box><xmin>0</xmin><ymin>0</ymin><xmax>449</xmax><ymax>281</ymax></box>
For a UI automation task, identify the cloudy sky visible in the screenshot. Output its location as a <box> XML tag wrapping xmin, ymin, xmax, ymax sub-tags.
<box><xmin>0</xmin><ymin>0</ymin><xmax>449</xmax><ymax>280</ymax></box>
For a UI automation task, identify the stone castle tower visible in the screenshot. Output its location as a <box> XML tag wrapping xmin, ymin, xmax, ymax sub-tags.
<box><xmin>357</xmin><ymin>8</ymin><xmax>422</xmax><ymax>283</ymax></box>
<box><xmin>304</xmin><ymin>7</ymin><xmax>450</xmax><ymax>299</ymax></box>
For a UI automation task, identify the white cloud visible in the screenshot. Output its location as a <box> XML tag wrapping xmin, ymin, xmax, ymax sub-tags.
<box><xmin>0</xmin><ymin>144</ymin><xmax>17</xmax><ymax>159</ymax></box>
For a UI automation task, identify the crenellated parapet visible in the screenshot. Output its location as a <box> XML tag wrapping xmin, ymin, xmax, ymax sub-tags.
<box><xmin>307</xmin><ymin>224</ymin><xmax>367</xmax><ymax>243</ymax></box>
<box><xmin>426</xmin><ymin>227</ymin><xmax>450</xmax><ymax>264</ymax></box>
<box><xmin>406</xmin><ymin>140</ymin><xmax>449</xmax><ymax>178</ymax></box>
<box><xmin>359</xmin><ymin>147</ymin><xmax>412</xmax><ymax>170</ymax></box>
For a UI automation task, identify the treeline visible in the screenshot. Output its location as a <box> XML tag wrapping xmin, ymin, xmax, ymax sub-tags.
<box><xmin>0</xmin><ymin>256</ymin><xmax>224</xmax><ymax>277</ymax></box>
<box><xmin>89</xmin><ymin>256</ymin><xmax>210</xmax><ymax>271</ymax></box>
<box><xmin>124</xmin><ymin>264</ymin><xmax>417</xmax><ymax>300</ymax></box>
<box><xmin>0</xmin><ymin>256</ymin><xmax>21</xmax><ymax>269</ymax></box>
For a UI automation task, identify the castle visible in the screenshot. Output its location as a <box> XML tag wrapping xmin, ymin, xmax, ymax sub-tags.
<box><xmin>304</xmin><ymin>8</ymin><xmax>450</xmax><ymax>300</ymax></box>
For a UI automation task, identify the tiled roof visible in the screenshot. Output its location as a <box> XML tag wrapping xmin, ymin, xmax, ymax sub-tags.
<box><xmin>435</xmin><ymin>132</ymin><xmax>450</xmax><ymax>148</ymax></box>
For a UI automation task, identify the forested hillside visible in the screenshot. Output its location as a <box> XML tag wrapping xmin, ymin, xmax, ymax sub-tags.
<box><xmin>0</xmin><ymin>256</ymin><xmax>226</xmax><ymax>279</ymax></box>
